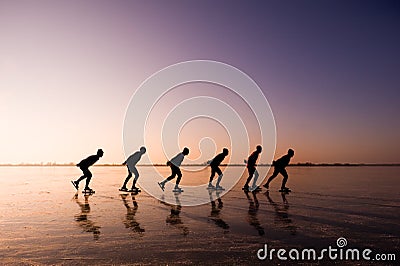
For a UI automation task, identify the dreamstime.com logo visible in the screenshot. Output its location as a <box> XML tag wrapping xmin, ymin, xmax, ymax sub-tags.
<box><xmin>257</xmin><ymin>237</ymin><xmax>396</xmax><ymax>261</ymax></box>
<box><xmin>123</xmin><ymin>60</ymin><xmax>276</xmax><ymax>206</ymax></box>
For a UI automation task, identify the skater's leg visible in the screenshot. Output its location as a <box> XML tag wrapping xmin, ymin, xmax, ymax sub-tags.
<box><xmin>122</xmin><ymin>169</ymin><xmax>132</xmax><ymax>189</ymax></box>
<box><xmin>166</xmin><ymin>165</ymin><xmax>178</xmax><ymax>181</ymax></box>
<box><xmin>131</xmin><ymin>178</ymin><xmax>137</xmax><ymax>188</ymax></box>
<box><xmin>160</xmin><ymin>165</ymin><xmax>176</xmax><ymax>187</ymax></box>
<box><xmin>84</xmin><ymin>170</ymin><xmax>93</xmax><ymax>189</ymax></box>
<box><xmin>158</xmin><ymin>166</ymin><xmax>176</xmax><ymax>191</ymax></box>
<box><xmin>175</xmin><ymin>168</ymin><xmax>182</xmax><ymax>188</ymax></box>
<box><xmin>209</xmin><ymin>167</ymin><xmax>216</xmax><ymax>183</ymax></box>
<box><xmin>215</xmin><ymin>174</ymin><xmax>223</xmax><ymax>187</ymax></box>
<box><xmin>208</xmin><ymin>166</ymin><xmax>218</xmax><ymax>188</ymax></box>
<box><xmin>215</xmin><ymin>167</ymin><xmax>224</xmax><ymax>189</ymax></box>
<box><xmin>85</xmin><ymin>176</ymin><xmax>92</xmax><ymax>189</ymax></box>
<box><xmin>76</xmin><ymin>175</ymin><xmax>86</xmax><ymax>183</ymax></box>
<box><xmin>244</xmin><ymin>167</ymin><xmax>256</xmax><ymax>188</ymax></box>
<box><xmin>280</xmin><ymin>169</ymin><xmax>289</xmax><ymax>189</ymax></box>
<box><xmin>131</xmin><ymin>167</ymin><xmax>139</xmax><ymax>189</ymax></box>
<box><xmin>251</xmin><ymin>169</ymin><xmax>259</xmax><ymax>188</ymax></box>
<box><xmin>76</xmin><ymin>167</ymin><xmax>89</xmax><ymax>184</ymax></box>
<box><xmin>263</xmin><ymin>168</ymin><xmax>279</xmax><ymax>188</ymax></box>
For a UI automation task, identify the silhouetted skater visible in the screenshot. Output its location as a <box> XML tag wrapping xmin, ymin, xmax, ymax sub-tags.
<box><xmin>120</xmin><ymin>146</ymin><xmax>146</xmax><ymax>192</ymax></box>
<box><xmin>263</xmin><ymin>149</ymin><xmax>295</xmax><ymax>192</ymax></box>
<box><xmin>71</xmin><ymin>149</ymin><xmax>104</xmax><ymax>193</ymax></box>
<box><xmin>158</xmin><ymin>147</ymin><xmax>189</xmax><ymax>192</ymax></box>
<box><xmin>207</xmin><ymin>148</ymin><xmax>229</xmax><ymax>190</ymax></box>
<box><xmin>243</xmin><ymin>145</ymin><xmax>262</xmax><ymax>191</ymax></box>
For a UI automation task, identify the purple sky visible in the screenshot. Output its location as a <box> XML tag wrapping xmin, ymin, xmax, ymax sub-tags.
<box><xmin>0</xmin><ymin>0</ymin><xmax>399</xmax><ymax>164</ymax></box>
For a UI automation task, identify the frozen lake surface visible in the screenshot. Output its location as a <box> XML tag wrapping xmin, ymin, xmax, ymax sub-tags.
<box><xmin>0</xmin><ymin>166</ymin><xmax>399</xmax><ymax>265</ymax></box>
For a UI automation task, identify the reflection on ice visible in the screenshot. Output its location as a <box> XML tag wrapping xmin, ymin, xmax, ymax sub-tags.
<box><xmin>74</xmin><ymin>193</ymin><xmax>101</xmax><ymax>240</ymax></box>
<box><xmin>265</xmin><ymin>191</ymin><xmax>297</xmax><ymax>235</ymax></box>
<box><xmin>208</xmin><ymin>190</ymin><xmax>229</xmax><ymax>231</ymax></box>
<box><xmin>120</xmin><ymin>193</ymin><xmax>145</xmax><ymax>235</ymax></box>
<box><xmin>244</xmin><ymin>190</ymin><xmax>265</xmax><ymax>236</ymax></box>
<box><xmin>0</xmin><ymin>166</ymin><xmax>398</xmax><ymax>264</ymax></box>
<box><xmin>159</xmin><ymin>194</ymin><xmax>189</xmax><ymax>236</ymax></box>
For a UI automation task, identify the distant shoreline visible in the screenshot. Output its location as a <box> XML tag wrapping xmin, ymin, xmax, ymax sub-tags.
<box><xmin>1</xmin><ymin>163</ymin><xmax>399</xmax><ymax>167</ymax></box>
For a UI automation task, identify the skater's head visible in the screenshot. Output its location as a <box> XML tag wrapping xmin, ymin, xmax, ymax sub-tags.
<box><xmin>222</xmin><ymin>148</ymin><xmax>229</xmax><ymax>156</ymax></box>
<box><xmin>288</xmin><ymin>148</ymin><xmax>294</xmax><ymax>157</ymax></box>
<box><xmin>256</xmin><ymin>145</ymin><xmax>262</xmax><ymax>153</ymax></box>
<box><xmin>182</xmin><ymin>147</ymin><xmax>189</xmax><ymax>156</ymax></box>
<box><xmin>97</xmin><ymin>149</ymin><xmax>104</xmax><ymax>157</ymax></box>
<box><xmin>140</xmin><ymin>146</ymin><xmax>146</xmax><ymax>154</ymax></box>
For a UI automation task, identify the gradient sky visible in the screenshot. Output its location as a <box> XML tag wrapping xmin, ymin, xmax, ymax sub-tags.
<box><xmin>0</xmin><ymin>0</ymin><xmax>399</xmax><ymax>164</ymax></box>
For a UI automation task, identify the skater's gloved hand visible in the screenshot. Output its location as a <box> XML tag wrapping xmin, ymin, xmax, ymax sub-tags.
<box><xmin>206</xmin><ymin>160</ymin><xmax>212</xmax><ymax>165</ymax></box>
<box><xmin>243</xmin><ymin>159</ymin><xmax>247</xmax><ymax>164</ymax></box>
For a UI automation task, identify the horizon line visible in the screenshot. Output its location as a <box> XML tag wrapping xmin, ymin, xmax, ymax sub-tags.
<box><xmin>1</xmin><ymin>163</ymin><xmax>399</xmax><ymax>167</ymax></box>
